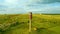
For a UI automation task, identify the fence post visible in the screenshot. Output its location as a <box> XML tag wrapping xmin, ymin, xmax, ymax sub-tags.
<box><xmin>29</xmin><ymin>12</ymin><xmax>32</xmax><ymax>33</ymax></box>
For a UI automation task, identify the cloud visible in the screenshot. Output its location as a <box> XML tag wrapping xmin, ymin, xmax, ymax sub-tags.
<box><xmin>25</xmin><ymin>2</ymin><xmax>60</xmax><ymax>13</ymax></box>
<box><xmin>30</xmin><ymin>0</ymin><xmax>60</xmax><ymax>4</ymax></box>
<box><xmin>0</xmin><ymin>0</ymin><xmax>60</xmax><ymax>14</ymax></box>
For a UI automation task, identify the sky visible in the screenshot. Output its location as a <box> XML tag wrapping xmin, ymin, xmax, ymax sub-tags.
<box><xmin>0</xmin><ymin>0</ymin><xmax>60</xmax><ymax>14</ymax></box>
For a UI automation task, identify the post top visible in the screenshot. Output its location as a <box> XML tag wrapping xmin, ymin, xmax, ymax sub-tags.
<box><xmin>29</xmin><ymin>12</ymin><xmax>32</xmax><ymax>13</ymax></box>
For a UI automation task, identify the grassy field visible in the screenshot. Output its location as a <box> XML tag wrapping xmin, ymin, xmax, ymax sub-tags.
<box><xmin>0</xmin><ymin>14</ymin><xmax>60</xmax><ymax>34</ymax></box>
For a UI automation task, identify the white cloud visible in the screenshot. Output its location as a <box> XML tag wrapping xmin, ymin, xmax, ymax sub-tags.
<box><xmin>0</xmin><ymin>0</ymin><xmax>60</xmax><ymax>14</ymax></box>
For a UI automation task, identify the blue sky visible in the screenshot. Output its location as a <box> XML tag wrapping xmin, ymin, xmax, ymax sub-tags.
<box><xmin>0</xmin><ymin>0</ymin><xmax>60</xmax><ymax>14</ymax></box>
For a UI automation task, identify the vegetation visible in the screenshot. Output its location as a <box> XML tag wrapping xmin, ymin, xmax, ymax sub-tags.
<box><xmin>0</xmin><ymin>14</ymin><xmax>60</xmax><ymax>34</ymax></box>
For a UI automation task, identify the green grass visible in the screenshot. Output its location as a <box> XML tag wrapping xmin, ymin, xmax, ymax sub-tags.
<box><xmin>0</xmin><ymin>14</ymin><xmax>60</xmax><ymax>34</ymax></box>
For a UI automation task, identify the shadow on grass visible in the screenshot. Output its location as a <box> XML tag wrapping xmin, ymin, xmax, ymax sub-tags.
<box><xmin>0</xmin><ymin>21</ymin><xmax>28</xmax><ymax>34</ymax></box>
<box><xmin>31</xmin><ymin>28</ymin><xmax>58</xmax><ymax>34</ymax></box>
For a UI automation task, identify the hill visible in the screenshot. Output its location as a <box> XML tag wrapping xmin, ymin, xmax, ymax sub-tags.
<box><xmin>0</xmin><ymin>14</ymin><xmax>60</xmax><ymax>34</ymax></box>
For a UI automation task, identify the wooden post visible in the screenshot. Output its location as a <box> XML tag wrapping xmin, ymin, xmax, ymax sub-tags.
<box><xmin>29</xmin><ymin>12</ymin><xmax>32</xmax><ymax>33</ymax></box>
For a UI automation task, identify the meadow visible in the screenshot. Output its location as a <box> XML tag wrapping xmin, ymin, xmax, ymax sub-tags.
<box><xmin>0</xmin><ymin>14</ymin><xmax>60</xmax><ymax>34</ymax></box>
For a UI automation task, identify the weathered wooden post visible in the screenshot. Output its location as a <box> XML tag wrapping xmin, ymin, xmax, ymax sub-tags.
<box><xmin>29</xmin><ymin>12</ymin><xmax>32</xmax><ymax>33</ymax></box>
